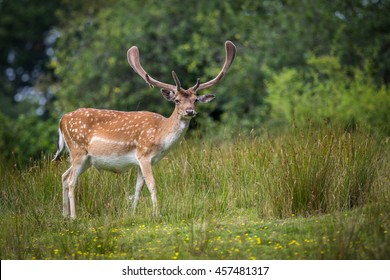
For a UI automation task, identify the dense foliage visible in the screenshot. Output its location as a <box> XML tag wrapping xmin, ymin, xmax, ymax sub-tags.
<box><xmin>1</xmin><ymin>0</ymin><xmax>390</xmax><ymax>163</ymax></box>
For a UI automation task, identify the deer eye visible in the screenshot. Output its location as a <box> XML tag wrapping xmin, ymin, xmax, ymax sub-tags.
<box><xmin>174</xmin><ymin>99</ymin><xmax>180</xmax><ymax>104</ymax></box>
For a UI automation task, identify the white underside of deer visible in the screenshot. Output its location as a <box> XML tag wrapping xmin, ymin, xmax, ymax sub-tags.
<box><xmin>54</xmin><ymin>41</ymin><xmax>236</xmax><ymax>219</ymax></box>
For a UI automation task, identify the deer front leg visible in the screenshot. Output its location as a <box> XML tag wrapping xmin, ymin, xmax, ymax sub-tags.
<box><xmin>138</xmin><ymin>158</ymin><xmax>158</xmax><ymax>217</ymax></box>
<box><xmin>130</xmin><ymin>168</ymin><xmax>145</xmax><ymax>214</ymax></box>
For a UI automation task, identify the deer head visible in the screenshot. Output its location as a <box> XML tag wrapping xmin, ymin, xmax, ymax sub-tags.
<box><xmin>127</xmin><ymin>41</ymin><xmax>236</xmax><ymax>119</ymax></box>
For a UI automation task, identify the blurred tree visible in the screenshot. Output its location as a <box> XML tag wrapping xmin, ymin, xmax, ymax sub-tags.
<box><xmin>0</xmin><ymin>0</ymin><xmax>64</xmax><ymax>164</ymax></box>
<box><xmin>331</xmin><ymin>0</ymin><xmax>390</xmax><ymax>84</ymax></box>
<box><xmin>0</xmin><ymin>0</ymin><xmax>114</xmax><ymax>163</ymax></box>
<box><xmin>266</xmin><ymin>55</ymin><xmax>390</xmax><ymax>134</ymax></box>
<box><xmin>0</xmin><ymin>0</ymin><xmax>62</xmax><ymax>117</ymax></box>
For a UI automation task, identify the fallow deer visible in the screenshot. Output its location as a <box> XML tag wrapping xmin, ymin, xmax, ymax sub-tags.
<box><xmin>53</xmin><ymin>41</ymin><xmax>236</xmax><ymax>218</ymax></box>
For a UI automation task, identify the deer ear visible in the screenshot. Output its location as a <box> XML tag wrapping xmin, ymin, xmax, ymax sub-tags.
<box><xmin>161</xmin><ymin>89</ymin><xmax>175</xmax><ymax>101</ymax></box>
<box><xmin>196</xmin><ymin>94</ymin><xmax>215</xmax><ymax>103</ymax></box>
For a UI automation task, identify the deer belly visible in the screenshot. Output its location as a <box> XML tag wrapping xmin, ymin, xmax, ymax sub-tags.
<box><xmin>90</xmin><ymin>151</ymin><xmax>138</xmax><ymax>173</ymax></box>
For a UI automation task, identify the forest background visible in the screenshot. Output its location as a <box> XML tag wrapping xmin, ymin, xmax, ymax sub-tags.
<box><xmin>1</xmin><ymin>0</ymin><xmax>389</xmax><ymax>165</ymax></box>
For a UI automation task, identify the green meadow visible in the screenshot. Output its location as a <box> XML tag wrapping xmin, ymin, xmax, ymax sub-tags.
<box><xmin>1</xmin><ymin>127</ymin><xmax>389</xmax><ymax>259</ymax></box>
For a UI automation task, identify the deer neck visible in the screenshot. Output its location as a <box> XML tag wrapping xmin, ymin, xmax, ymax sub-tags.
<box><xmin>160</xmin><ymin>106</ymin><xmax>191</xmax><ymax>150</ymax></box>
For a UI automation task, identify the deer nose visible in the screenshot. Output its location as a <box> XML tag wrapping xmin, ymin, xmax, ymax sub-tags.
<box><xmin>185</xmin><ymin>109</ymin><xmax>196</xmax><ymax>117</ymax></box>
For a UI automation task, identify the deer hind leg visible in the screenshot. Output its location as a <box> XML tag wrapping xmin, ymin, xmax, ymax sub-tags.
<box><xmin>67</xmin><ymin>168</ymin><xmax>78</xmax><ymax>219</ymax></box>
<box><xmin>65</xmin><ymin>155</ymin><xmax>91</xmax><ymax>219</ymax></box>
<box><xmin>138</xmin><ymin>158</ymin><xmax>158</xmax><ymax>217</ymax></box>
<box><xmin>130</xmin><ymin>168</ymin><xmax>145</xmax><ymax>214</ymax></box>
<box><xmin>62</xmin><ymin>167</ymin><xmax>72</xmax><ymax>217</ymax></box>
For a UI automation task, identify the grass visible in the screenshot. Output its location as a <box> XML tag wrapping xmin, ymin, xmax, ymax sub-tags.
<box><xmin>0</xmin><ymin>126</ymin><xmax>389</xmax><ymax>259</ymax></box>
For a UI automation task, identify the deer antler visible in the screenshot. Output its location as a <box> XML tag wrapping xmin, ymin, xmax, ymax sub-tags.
<box><xmin>171</xmin><ymin>71</ymin><xmax>182</xmax><ymax>91</ymax></box>
<box><xmin>196</xmin><ymin>41</ymin><xmax>236</xmax><ymax>91</ymax></box>
<box><xmin>127</xmin><ymin>46</ymin><xmax>177</xmax><ymax>91</ymax></box>
<box><xmin>127</xmin><ymin>40</ymin><xmax>236</xmax><ymax>92</ymax></box>
<box><xmin>191</xmin><ymin>78</ymin><xmax>200</xmax><ymax>91</ymax></box>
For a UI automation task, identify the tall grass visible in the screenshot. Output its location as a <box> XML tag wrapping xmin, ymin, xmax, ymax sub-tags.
<box><xmin>158</xmin><ymin>126</ymin><xmax>386</xmax><ymax>220</ymax></box>
<box><xmin>0</xmin><ymin>126</ymin><xmax>389</xmax><ymax>259</ymax></box>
